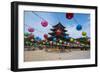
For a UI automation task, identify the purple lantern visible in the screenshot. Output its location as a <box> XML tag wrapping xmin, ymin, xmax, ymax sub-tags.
<box><xmin>44</xmin><ymin>34</ymin><xmax>48</xmax><ymax>39</ymax></box>
<box><xmin>28</xmin><ymin>27</ymin><xmax>34</xmax><ymax>32</ymax></box>
<box><xmin>66</xmin><ymin>13</ymin><xmax>74</xmax><ymax>19</ymax></box>
<box><xmin>41</xmin><ymin>20</ymin><xmax>48</xmax><ymax>27</ymax></box>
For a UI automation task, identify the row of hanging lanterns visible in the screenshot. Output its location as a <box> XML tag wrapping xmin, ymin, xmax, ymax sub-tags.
<box><xmin>66</xmin><ymin>13</ymin><xmax>83</xmax><ymax>31</ymax></box>
<box><xmin>25</xmin><ymin>12</ymin><xmax>87</xmax><ymax>40</ymax></box>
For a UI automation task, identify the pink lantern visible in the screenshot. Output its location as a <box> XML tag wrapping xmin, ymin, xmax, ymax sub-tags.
<box><xmin>41</xmin><ymin>20</ymin><xmax>48</xmax><ymax>27</ymax></box>
<box><xmin>50</xmin><ymin>41</ymin><xmax>52</xmax><ymax>44</ymax></box>
<box><xmin>67</xmin><ymin>43</ymin><xmax>70</xmax><ymax>46</ymax></box>
<box><xmin>76</xmin><ymin>42</ymin><xmax>80</xmax><ymax>44</ymax></box>
<box><xmin>44</xmin><ymin>34</ymin><xmax>48</xmax><ymax>39</ymax></box>
<box><xmin>50</xmin><ymin>41</ymin><xmax>53</xmax><ymax>45</ymax></box>
<box><xmin>28</xmin><ymin>27</ymin><xmax>34</xmax><ymax>32</ymax></box>
<box><xmin>66</xmin><ymin>13</ymin><xmax>74</xmax><ymax>19</ymax></box>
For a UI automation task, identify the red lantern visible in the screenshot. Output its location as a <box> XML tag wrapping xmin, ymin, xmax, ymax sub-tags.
<box><xmin>28</xmin><ymin>34</ymin><xmax>34</xmax><ymax>39</ymax></box>
<box><xmin>66</xmin><ymin>13</ymin><xmax>74</xmax><ymax>19</ymax></box>
<box><xmin>56</xmin><ymin>29</ymin><xmax>61</xmax><ymax>35</ymax></box>
<box><xmin>41</xmin><ymin>20</ymin><xmax>48</xmax><ymax>27</ymax></box>
<box><xmin>28</xmin><ymin>27</ymin><xmax>34</xmax><ymax>32</ymax></box>
<box><xmin>44</xmin><ymin>34</ymin><xmax>48</xmax><ymax>39</ymax></box>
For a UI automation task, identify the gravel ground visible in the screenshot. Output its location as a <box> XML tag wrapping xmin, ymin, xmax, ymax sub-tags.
<box><xmin>24</xmin><ymin>49</ymin><xmax>90</xmax><ymax>62</ymax></box>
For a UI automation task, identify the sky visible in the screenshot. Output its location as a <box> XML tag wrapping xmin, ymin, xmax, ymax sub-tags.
<box><xmin>24</xmin><ymin>11</ymin><xmax>90</xmax><ymax>40</ymax></box>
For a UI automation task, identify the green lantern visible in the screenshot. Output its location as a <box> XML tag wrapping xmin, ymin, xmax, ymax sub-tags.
<box><xmin>30</xmin><ymin>43</ymin><xmax>32</xmax><ymax>46</ymax></box>
<box><xmin>39</xmin><ymin>44</ymin><xmax>42</xmax><ymax>46</ymax></box>
<box><xmin>59</xmin><ymin>40</ymin><xmax>62</xmax><ymax>43</ymax></box>
<box><xmin>24</xmin><ymin>32</ymin><xmax>29</xmax><ymax>36</ymax></box>
<box><xmin>34</xmin><ymin>43</ymin><xmax>37</xmax><ymax>47</ymax></box>
<box><xmin>82</xmin><ymin>32</ymin><xmax>87</xmax><ymax>36</ymax></box>
<box><xmin>70</xmin><ymin>38</ymin><xmax>74</xmax><ymax>42</ymax></box>
<box><xmin>46</xmin><ymin>42</ymin><xmax>48</xmax><ymax>45</ymax></box>
<box><xmin>57</xmin><ymin>43</ymin><xmax>60</xmax><ymax>45</ymax></box>
<box><xmin>24</xmin><ymin>36</ymin><xmax>27</xmax><ymax>39</ymax></box>
<box><xmin>26</xmin><ymin>41</ymin><xmax>29</xmax><ymax>45</ymax></box>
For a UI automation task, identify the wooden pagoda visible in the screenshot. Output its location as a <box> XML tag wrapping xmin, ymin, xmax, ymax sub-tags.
<box><xmin>48</xmin><ymin>22</ymin><xmax>69</xmax><ymax>41</ymax></box>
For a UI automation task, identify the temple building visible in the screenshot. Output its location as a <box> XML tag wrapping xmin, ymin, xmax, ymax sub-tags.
<box><xmin>48</xmin><ymin>22</ymin><xmax>69</xmax><ymax>41</ymax></box>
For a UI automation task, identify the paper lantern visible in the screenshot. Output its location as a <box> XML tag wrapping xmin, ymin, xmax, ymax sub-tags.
<box><xmin>30</xmin><ymin>43</ymin><xmax>33</xmax><ymax>46</ymax></box>
<box><xmin>43</xmin><ymin>42</ymin><xmax>45</xmax><ymax>44</ymax></box>
<box><xmin>24</xmin><ymin>36</ymin><xmax>27</xmax><ymax>39</ymax></box>
<box><xmin>57</xmin><ymin>43</ymin><xmax>60</xmax><ymax>45</ymax></box>
<box><xmin>53</xmin><ymin>42</ymin><xmax>56</xmax><ymax>45</ymax></box>
<box><xmin>65</xmin><ymin>36</ymin><xmax>70</xmax><ymax>39</ymax></box>
<box><xmin>41</xmin><ymin>20</ymin><xmax>48</xmax><ymax>27</ymax></box>
<box><xmin>66</xmin><ymin>13</ymin><xmax>74</xmax><ymax>19</ymax></box>
<box><xmin>67</xmin><ymin>43</ymin><xmax>70</xmax><ymax>46</ymax></box>
<box><xmin>46</xmin><ymin>42</ymin><xmax>49</xmax><ymax>45</ymax></box>
<box><xmin>28</xmin><ymin>34</ymin><xmax>34</xmax><ymax>39</ymax></box>
<box><xmin>50</xmin><ymin>41</ymin><xmax>53</xmax><ymax>44</ymax></box>
<box><xmin>44</xmin><ymin>34</ymin><xmax>48</xmax><ymax>39</ymax></box>
<box><xmin>24</xmin><ymin>32</ymin><xmax>29</xmax><ymax>36</ymax></box>
<box><xmin>59</xmin><ymin>40</ymin><xmax>62</xmax><ymax>43</ymax></box>
<box><xmin>82</xmin><ymin>32</ymin><xmax>87</xmax><ymax>36</ymax></box>
<box><xmin>26</xmin><ymin>41</ymin><xmax>29</xmax><ymax>45</ymax></box>
<box><xmin>35</xmin><ymin>37</ymin><xmax>41</xmax><ymax>41</ymax></box>
<box><xmin>70</xmin><ymin>38</ymin><xmax>74</xmax><ymax>42</ymax></box>
<box><xmin>28</xmin><ymin>27</ymin><xmax>34</xmax><ymax>32</ymax></box>
<box><xmin>76</xmin><ymin>25</ymin><xmax>82</xmax><ymax>31</ymax></box>
<box><xmin>53</xmin><ymin>37</ymin><xmax>56</xmax><ymax>41</ymax></box>
<box><xmin>34</xmin><ymin>43</ymin><xmax>37</xmax><ymax>47</ymax></box>
<box><xmin>31</xmin><ymin>39</ymin><xmax>34</xmax><ymax>42</ymax></box>
<box><xmin>64</xmin><ymin>42</ymin><xmax>66</xmax><ymax>44</ymax></box>
<box><xmin>76</xmin><ymin>42</ymin><xmax>80</xmax><ymax>44</ymax></box>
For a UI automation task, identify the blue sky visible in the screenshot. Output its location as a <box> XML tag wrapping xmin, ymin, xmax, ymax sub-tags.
<box><xmin>24</xmin><ymin>11</ymin><xmax>90</xmax><ymax>40</ymax></box>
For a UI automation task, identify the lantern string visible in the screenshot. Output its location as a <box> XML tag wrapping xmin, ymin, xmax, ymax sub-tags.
<box><xmin>24</xmin><ymin>24</ymin><xmax>49</xmax><ymax>34</ymax></box>
<box><xmin>73</xmin><ymin>17</ymin><xmax>81</xmax><ymax>25</ymax></box>
<box><xmin>32</xmin><ymin>11</ymin><xmax>45</xmax><ymax>21</ymax></box>
<box><xmin>56</xmin><ymin>13</ymin><xmax>76</xmax><ymax>28</ymax></box>
<box><xmin>64</xmin><ymin>17</ymin><xmax>79</xmax><ymax>28</ymax></box>
<box><xmin>32</xmin><ymin>11</ymin><xmax>76</xmax><ymax>28</ymax></box>
<box><xmin>66</xmin><ymin>24</ymin><xmax>75</xmax><ymax>28</ymax></box>
<box><xmin>32</xmin><ymin>11</ymin><xmax>53</xmax><ymax>26</ymax></box>
<box><xmin>25</xmin><ymin>12</ymin><xmax>82</xmax><ymax>34</ymax></box>
<box><xmin>56</xmin><ymin>14</ymin><xmax>60</xmax><ymax>23</ymax></box>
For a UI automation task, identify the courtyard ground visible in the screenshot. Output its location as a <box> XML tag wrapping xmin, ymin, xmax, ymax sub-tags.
<box><xmin>24</xmin><ymin>48</ymin><xmax>90</xmax><ymax>62</ymax></box>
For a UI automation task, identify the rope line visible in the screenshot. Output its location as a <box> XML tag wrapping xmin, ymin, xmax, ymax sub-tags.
<box><xmin>25</xmin><ymin>12</ymin><xmax>81</xmax><ymax>33</ymax></box>
<box><xmin>24</xmin><ymin>24</ymin><xmax>51</xmax><ymax>34</ymax></box>
<box><xmin>32</xmin><ymin>11</ymin><xmax>53</xmax><ymax>27</ymax></box>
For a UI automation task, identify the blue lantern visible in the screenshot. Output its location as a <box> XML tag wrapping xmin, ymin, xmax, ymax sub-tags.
<box><xmin>76</xmin><ymin>25</ymin><xmax>82</xmax><ymax>31</ymax></box>
<box><xmin>53</xmin><ymin>37</ymin><xmax>56</xmax><ymax>41</ymax></box>
<box><xmin>64</xmin><ymin>36</ymin><xmax>70</xmax><ymax>39</ymax></box>
<box><xmin>35</xmin><ymin>37</ymin><xmax>41</xmax><ymax>41</ymax></box>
